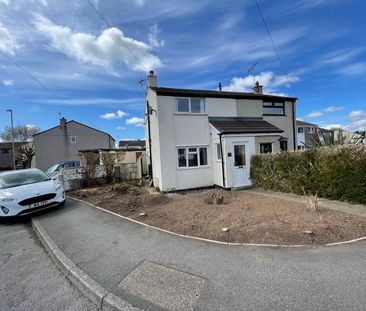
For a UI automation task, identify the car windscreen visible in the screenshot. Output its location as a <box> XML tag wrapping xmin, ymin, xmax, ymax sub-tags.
<box><xmin>46</xmin><ymin>164</ymin><xmax>60</xmax><ymax>173</ymax></box>
<box><xmin>0</xmin><ymin>171</ymin><xmax>51</xmax><ymax>190</ymax></box>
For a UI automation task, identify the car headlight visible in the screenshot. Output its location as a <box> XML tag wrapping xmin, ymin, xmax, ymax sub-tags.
<box><xmin>0</xmin><ymin>197</ymin><xmax>15</xmax><ymax>202</ymax></box>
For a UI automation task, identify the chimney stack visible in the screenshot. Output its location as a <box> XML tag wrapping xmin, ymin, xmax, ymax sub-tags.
<box><xmin>252</xmin><ymin>81</ymin><xmax>263</xmax><ymax>94</ymax></box>
<box><xmin>60</xmin><ymin>117</ymin><xmax>66</xmax><ymax>128</ymax></box>
<box><xmin>147</xmin><ymin>70</ymin><xmax>157</xmax><ymax>88</ymax></box>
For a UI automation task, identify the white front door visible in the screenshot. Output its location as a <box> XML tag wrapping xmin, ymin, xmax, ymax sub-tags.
<box><xmin>232</xmin><ymin>144</ymin><xmax>249</xmax><ymax>187</ymax></box>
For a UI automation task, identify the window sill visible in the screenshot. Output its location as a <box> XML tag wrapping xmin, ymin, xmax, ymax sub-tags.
<box><xmin>263</xmin><ymin>114</ymin><xmax>287</xmax><ymax>117</ymax></box>
<box><xmin>174</xmin><ymin>113</ymin><xmax>208</xmax><ymax>116</ymax></box>
<box><xmin>177</xmin><ymin>166</ymin><xmax>210</xmax><ymax>170</ymax></box>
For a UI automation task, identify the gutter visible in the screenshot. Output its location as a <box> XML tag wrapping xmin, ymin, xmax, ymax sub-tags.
<box><xmin>218</xmin><ymin>133</ymin><xmax>226</xmax><ymax>188</ymax></box>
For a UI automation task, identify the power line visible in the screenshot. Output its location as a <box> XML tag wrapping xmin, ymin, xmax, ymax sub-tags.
<box><xmin>253</xmin><ymin>0</ymin><xmax>296</xmax><ymax>97</ymax></box>
<box><xmin>0</xmin><ymin>50</ymin><xmax>98</xmax><ymax>127</ymax></box>
<box><xmin>85</xmin><ymin>0</ymin><xmax>143</xmax><ymax>66</ymax></box>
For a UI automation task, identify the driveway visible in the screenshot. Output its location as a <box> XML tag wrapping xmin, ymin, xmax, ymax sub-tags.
<box><xmin>35</xmin><ymin>199</ymin><xmax>366</xmax><ymax>311</ymax></box>
<box><xmin>0</xmin><ymin>220</ymin><xmax>99</xmax><ymax>311</ymax></box>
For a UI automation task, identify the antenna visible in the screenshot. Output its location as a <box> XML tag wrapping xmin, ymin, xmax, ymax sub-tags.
<box><xmin>58</xmin><ymin>112</ymin><xmax>62</xmax><ymax>120</ymax></box>
<box><xmin>138</xmin><ymin>78</ymin><xmax>145</xmax><ymax>93</ymax></box>
<box><xmin>248</xmin><ymin>62</ymin><xmax>257</xmax><ymax>85</ymax></box>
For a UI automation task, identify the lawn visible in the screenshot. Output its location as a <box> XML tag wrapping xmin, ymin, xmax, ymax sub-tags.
<box><xmin>69</xmin><ymin>184</ymin><xmax>366</xmax><ymax>245</ymax></box>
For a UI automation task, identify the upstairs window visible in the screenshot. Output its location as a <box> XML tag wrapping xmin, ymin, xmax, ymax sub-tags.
<box><xmin>263</xmin><ymin>102</ymin><xmax>284</xmax><ymax>115</ymax></box>
<box><xmin>175</xmin><ymin>98</ymin><xmax>205</xmax><ymax>114</ymax></box>
<box><xmin>70</xmin><ymin>136</ymin><xmax>77</xmax><ymax>144</ymax></box>
<box><xmin>298</xmin><ymin>127</ymin><xmax>304</xmax><ymax>133</ymax></box>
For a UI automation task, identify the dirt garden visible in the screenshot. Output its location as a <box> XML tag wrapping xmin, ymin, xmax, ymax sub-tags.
<box><xmin>69</xmin><ymin>184</ymin><xmax>366</xmax><ymax>245</ymax></box>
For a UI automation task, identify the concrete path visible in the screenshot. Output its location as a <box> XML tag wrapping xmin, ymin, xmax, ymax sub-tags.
<box><xmin>0</xmin><ymin>221</ymin><xmax>99</xmax><ymax>311</ymax></box>
<box><xmin>35</xmin><ymin>198</ymin><xmax>366</xmax><ymax>311</ymax></box>
<box><xmin>246</xmin><ymin>188</ymin><xmax>366</xmax><ymax>217</ymax></box>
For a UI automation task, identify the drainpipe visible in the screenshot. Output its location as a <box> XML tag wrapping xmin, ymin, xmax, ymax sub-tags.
<box><xmin>219</xmin><ymin>133</ymin><xmax>226</xmax><ymax>188</ymax></box>
<box><xmin>146</xmin><ymin>100</ymin><xmax>153</xmax><ymax>179</ymax></box>
<box><xmin>292</xmin><ymin>101</ymin><xmax>296</xmax><ymax>150</ymax></box>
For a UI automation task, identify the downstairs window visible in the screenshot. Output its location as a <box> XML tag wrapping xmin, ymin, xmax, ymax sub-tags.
<box><xmin>177</xmin><ymin>147</ymin><xmax>208</xmax><ymax>168</ymax></box>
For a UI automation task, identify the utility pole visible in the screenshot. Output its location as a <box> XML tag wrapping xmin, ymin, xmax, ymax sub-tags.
<box><xmin>6</xmin><ymin>109</ymin><xmax>16</xmax><ymax>170</ymax></box>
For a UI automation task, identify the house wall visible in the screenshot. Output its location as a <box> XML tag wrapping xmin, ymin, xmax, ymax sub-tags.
<box><xmin>236</xmin><ymin>100</ymin><xmax>296</xmax><ymax>151</ymax></box>
<box><xmin>254</xmin><ymin>135</ymin><xmax>281</xmax><ymax>153</ymax></box>
<box><xmin>148</xmin><ymin>90</ymin><xmax>297</xmax><ymax>191</ymax></box>
<box><xmin>33</xmin><ymin>122</ymin><xmax>114</xmax><ymax>171</ymax></box>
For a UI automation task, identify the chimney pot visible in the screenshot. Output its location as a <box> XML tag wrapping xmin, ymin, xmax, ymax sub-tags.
<box><xmin>252</xmin><ymin>81</ymin><xmax>263</xmax><ymax>94</ymax></box>
<box><xmin>147</xmin><ymin>71</ymin><xmax>157</xmax><ymax>87</ymax></box>
<box><xmin>60</xmin><ymin>117</ymin><xmax>66</xmax><ymax>127</ymax></box>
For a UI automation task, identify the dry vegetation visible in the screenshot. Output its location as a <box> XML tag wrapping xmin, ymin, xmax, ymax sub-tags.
<box><xmin>69</xmin><ymin>185</ymin><xmax>366</xmax><ymax>245</ymax></box>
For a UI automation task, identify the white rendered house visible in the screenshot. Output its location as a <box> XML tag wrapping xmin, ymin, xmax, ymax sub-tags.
<box><xmin>145</xmin><ymin>71</ymin><xmax>297</xmax><ymax>191</ymax></box>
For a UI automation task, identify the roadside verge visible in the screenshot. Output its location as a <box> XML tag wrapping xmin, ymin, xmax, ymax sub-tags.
<box><xmin>31</xmin><ymin>218</ymin><xmax>142</xmax><ymax>311</ymax></box>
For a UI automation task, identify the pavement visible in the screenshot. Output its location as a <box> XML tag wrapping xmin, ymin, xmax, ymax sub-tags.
<box><xmin>31</xmin><ymin>198</ymin><xmax>366</xmax><ymax>311</ymax></box>
<box><xmin>0</xmin><ymin>220</ymin><xmax>99</xmax><ymax>311</ymax></box>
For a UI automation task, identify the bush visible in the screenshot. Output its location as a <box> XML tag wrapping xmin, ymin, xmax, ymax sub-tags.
<box><xmin>250</xmin><ymin>145</ymin><xmax>366</xmax><ymax>204</ymax></box>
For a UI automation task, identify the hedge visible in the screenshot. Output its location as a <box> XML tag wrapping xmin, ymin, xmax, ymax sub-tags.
<box><xmin>250</xmin><ymin>145</ymin><xmax>366</xmax><ymax>204</ymax></box>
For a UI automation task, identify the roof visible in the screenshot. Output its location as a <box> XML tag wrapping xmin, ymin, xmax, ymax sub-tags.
<box><xmin>209</xmin><ymin>117</ymin><xmax>283</xmax><ymax>134</ymax></box>
<box><xmin>119</xmin><ymin>140</ymin><xmax>146</xmax><ymax>148</ymax></box>
<box><xmin>296</xmin><ymin>120</ymin><xmax>318</xmax><ymax>127</ymax></box>
<box><xmin>150</xmin><ymin>87</ymin><xmax>297</xmax><ymax>102</ymax></box>
<box><xmin>33</xmin><ymin>120</ymin><xmax>115</xmax><ymax>142</ymax></box>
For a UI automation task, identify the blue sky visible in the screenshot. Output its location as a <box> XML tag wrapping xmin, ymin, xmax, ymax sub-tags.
<box><xmin>0</xmin><ymin>0</ymin><xmax>365</xmax><ymax>142</ymax></box>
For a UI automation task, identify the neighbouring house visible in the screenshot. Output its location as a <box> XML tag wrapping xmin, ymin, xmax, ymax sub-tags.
<box><xmin>119</xmin><ymin>139</ymin><xmax>146</xmax><ymax>150</ymax></box>
<box><xmin>0</xmin><ymin>142</ymin><xmax>23</xmax><ymax>170</ymax></box>
<box><xmin>33</xmin><ymin>118</ymin><xmax>115</xmax><ymax>171</ymax></box>
<box><xmin>145</xmin><ymin>71</ymin><xmax>297</xmax><ymax>191</ymax></box>
<box><xmin>296</xmin><ymin>120</ymin><xmax>334</xmax><ymax>149</ymax></box>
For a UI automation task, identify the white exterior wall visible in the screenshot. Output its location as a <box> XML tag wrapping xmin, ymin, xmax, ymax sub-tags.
<box><xmin>148</xmin><ymin>89</ymin><xmax>297</xmax><ymax>191</ymax></box>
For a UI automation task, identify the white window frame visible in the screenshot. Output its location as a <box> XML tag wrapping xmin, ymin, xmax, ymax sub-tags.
<box><xmin>216</xmin><ymin>143</ymin><xmax>222</xmax><ymax>161</ymax></box>
<box><xmin>259</xmin><ymin>142</ymin><xmax>273</xmax><ymax>154</ymax></box>
<box><xmin>176</xmin><ymin>146</ymin><xmax>209</xmax><ymax>169</ymax></box>
<box><xmin>175</xmin><ymin>97</ymin><xmax>206</xmax><ymax>114</ymax></box>
<box><xmin>70</xmin><ymin>136</ymin><xmax>77</xmax><ymax>144</ymax></box>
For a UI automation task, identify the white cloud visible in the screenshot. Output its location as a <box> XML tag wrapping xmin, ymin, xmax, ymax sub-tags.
<box><xmin>33</xmin><ymin>14</ymin><xmax>163</xmax><ymax>73</ymax></box>
<box><xmin>306</xmin><ymin>111</ymin><xmax>323</xmax><ymax>118</ymax></box>
<box><xmin>126</xmin><ymin>116</ymin><xmax>144</xmax><ymax>126</ymax></box>
<box><xmin>347</xmin><ymin>110</ymin><xmax>366</xmax><ymax>131</ymax></box>
<box><xmin>148</xmin><ymin>24</ymin><xmax>164</xmax><ymax>48</ymax></box>
<box><xmin>2</xmin><ymin>79</ymin><xmax>14</xmax><ymax>86</ymax></box>
<box><xmin>222</xmin><ymin>71</ymin><xmax>299</xmax><ymax>93</ymax></box>
<box><xmin>338</xmin><ymin>62</ymin><xmax>366</xmax><ymax>76</ymax></box>
<box><xmin>324</xmin><ymin>106</ymin><xmax>343</xmax><ymax>112</ymax></box>
<box><xmin>0</xmin><ymin>24</ymin><xmax>20</xmax><ymax>55</ymax></box>
<box><xmin>116</xmin><ymin>126</ymin><xmax>125</xmax><ymax>130</ymax></box>
<box><xmin>323</xmin><ymin>124</ymin><xmax>344</xmax><ymax>130</ymax></box>
<box><xmin>100</xmin><ymin>110</ymin><xmax>128</xmax><ymax>120</ymax></box>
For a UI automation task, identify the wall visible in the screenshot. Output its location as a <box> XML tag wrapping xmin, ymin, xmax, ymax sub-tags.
<box><xmin>34</xmin><ymin>121</ymin><xmax>114</xmax><ymax>171</ymax></box>
<box><xmin>237</xmin><ymin>100</ymin><xmax>296</xmax><ymax>151</ymax></box>
<box><xmin>255</xmin><ymin>135</ymin><xmax>281</xmax><ymax>153</ymax></box>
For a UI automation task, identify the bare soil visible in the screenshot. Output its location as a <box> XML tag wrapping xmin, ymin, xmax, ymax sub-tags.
<box><xmin>69</xmin><ymin>184</ymin><xmax>366</xmax><ymax>245</ymax></box>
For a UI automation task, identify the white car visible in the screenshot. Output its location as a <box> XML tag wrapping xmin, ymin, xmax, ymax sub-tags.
<box><xmin>0</xmin><ymin>168</ymin><xmax>65</xmax><ymax>218</ymax></box>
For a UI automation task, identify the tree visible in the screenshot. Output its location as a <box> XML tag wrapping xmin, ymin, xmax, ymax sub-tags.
<box><xmin>0</xmin><ymin>125</ymin><xmax>40</xmax><ymax>168</ymax></box>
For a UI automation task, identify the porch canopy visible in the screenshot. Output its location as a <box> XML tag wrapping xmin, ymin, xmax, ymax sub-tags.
<box><xmin>209</xmin><ymin>117</ymin><xmax>283</xmax><ymax>134</ymax></box>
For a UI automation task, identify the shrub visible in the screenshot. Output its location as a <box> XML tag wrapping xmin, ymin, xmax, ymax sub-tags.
<box><xmin>250</xmin><ymin>145</ymin><xmax>366</xmax><ymax>204</ymax></box>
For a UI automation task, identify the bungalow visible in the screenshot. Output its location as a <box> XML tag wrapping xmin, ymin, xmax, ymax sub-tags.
<box><xmin>145</xmin><ymin>71</ymin><xmax>297</xmax><ymax>192</ymax></box>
